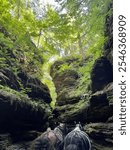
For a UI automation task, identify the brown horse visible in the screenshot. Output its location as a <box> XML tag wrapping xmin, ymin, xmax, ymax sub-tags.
<box><xmin>29</xmin><ymin>123</ymin><xmax>67</xmax><ymax>150</ymax></box>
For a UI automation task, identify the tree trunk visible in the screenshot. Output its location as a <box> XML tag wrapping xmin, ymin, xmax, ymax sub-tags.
<box><xmin>17</xmin><ymin>0</ymin><xmax>21</xmax><ymax>20</ymax></box>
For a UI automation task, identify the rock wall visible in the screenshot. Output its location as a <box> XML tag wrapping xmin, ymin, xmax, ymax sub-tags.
<box><xmin>84</xmin><ymin>122</ymin><xmax>113</xmax><ymax>150</ymax></box>
<box><xmin>104</xmin><ymin>3</ymin><xmax>113</xmax><ymax>64</ymax></box>
<box><xmin>50</xmin><ymin>57</ymin><xmax>91</xmax><ymax>123</ymax></box>
<box><xmin>90</xmin><ymin>57</ymin><xmax>113</xmax><ymax>93</ymax></box>
<box><xmin>51</xmin><ymin>59</ymin><xmax>113</xmax><ymax>123</ymax></box>
<box><xmin>0</xmin><ymin>68</ymin><xmax>52</xmax><ymax>149</ymax></box>
<box><xmin>0</xmin><ymin>68</ymin><xmax>52</xmax><ymax>131</ymax></box>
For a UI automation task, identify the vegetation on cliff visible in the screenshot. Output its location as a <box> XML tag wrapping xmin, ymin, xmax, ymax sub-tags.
<box><xmin>0</xmin><ymin>0</ymin><xmax>112</xmax><ymax>98</ymax></box>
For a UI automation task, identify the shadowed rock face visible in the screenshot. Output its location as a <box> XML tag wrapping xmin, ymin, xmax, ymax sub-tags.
<box><xmin>52</xmin><ymin>80</ymin><xmax>113</xmax><ymax>124</ymax></box>
<box><xmin>18</xmin><ymin>71</ymin><xmax>51</xmax><ymax>103</ymax></box>
<box><xmin>90</xmin><ymin>57</ymin><xmax>113</xmax><ymax>93</ymax></box>
<box><xmin>0</xmin><ymin>134</ymin><xmax>11</xmax><ymax>150</ymax></box>
<box><xmin>0</xmin><ymin>68</ymin><xmax>52</xmax><ymax>149</ymax></box>
<box><xmin>0</xmin><ymin>89</ymin><xmax>51</xmax><ymax>132</ymax></box>
<box><xmin>0</xmin><ymin>69</ymin><xmax>51</xmax><ymax>103</ymax></box>
<box><xmin>0</xmin><ymin>68</ymin><xmax>20</xmax><ymax>90</ymax></box>
<box><xmin>0</xmin><ymin>24</ymin><xmax>53</xmax><ymax>149</ymax></box>
<box><xmin>0</xmin><ymin>69</ymin><xmax>52</xmax><ymax>132</ymax></box>
<box><xmin>84</xmin><ymin>122</ymin><xmax>113</xmax><ymax>150</ymax></box>
<box><xmin>104</xmin><ymin>3</ymin><xmax>113</xmax><ymax>64</ymax></box>
<box><xmin>87</xmin><ymin>83</ymin><xmax>113</xmax><ymax>122</ymax></box>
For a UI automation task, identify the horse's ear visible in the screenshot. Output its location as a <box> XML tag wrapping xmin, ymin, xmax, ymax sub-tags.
<box><xmin>47</xmin><ymin>127</ymin><xmax>51</xmax><ymax>132</ymax></box>
<box><xmin>59</xmin><ymin>123</ymin><xmax>63</xmax><ymax>126</ymax></box>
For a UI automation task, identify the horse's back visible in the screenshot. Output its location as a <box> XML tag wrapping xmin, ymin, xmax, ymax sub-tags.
<box><xmin>64</xmin><ymin>129</ymin><xmax>91</xmax><ymax>150</ymax></box>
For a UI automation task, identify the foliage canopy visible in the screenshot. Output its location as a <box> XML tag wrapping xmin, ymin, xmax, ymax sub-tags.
<box><xmin>0</xmin><ymin>0</ymin><xmax>112</xmax><ymax>105</ymax></box>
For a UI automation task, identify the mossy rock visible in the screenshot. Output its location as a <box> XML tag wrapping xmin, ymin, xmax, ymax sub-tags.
<box><xmin>0</xmin><ymin>88</ymin><xmax>52</xmax><ymax>132</ymax></box>
<box><xmin>84</xmin><ymin>123</ymin><xmax>113</xmax><ymax>150</ymax></box>
<box><xmin>54</xmin><ymin>100</ymin><xmax>89</xmax><ymax>123</ymax></box>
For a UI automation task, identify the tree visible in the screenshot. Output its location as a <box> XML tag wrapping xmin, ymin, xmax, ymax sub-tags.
<box><xmin>54</xmin><ymin>0</ymin><xmax>112</xmax><ymax>60</ymax></box>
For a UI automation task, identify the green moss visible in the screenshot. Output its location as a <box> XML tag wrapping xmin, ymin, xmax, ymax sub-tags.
<box><xmin>58</xmin><ymin>64</ymin><xmax>71</xmax><ymax>74</ymax></box>
<box><xmin>57</xmin><ymin>99</ymin><xmax>89</xmax><ymax>122</ymax></box>
<box><xmin>0</xmin><ymin>85</ymin><xmax>28</xmax><ymax>99</ymax></box>
<box><xmin>0</xmin><ymin>85</ymin><xmax>51</xmax><ymax>115</ymax></box>
<box><xmin>42</xmin><ymin>63</ymin><xmax>57</xmax><ymax>108</ymax></box>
